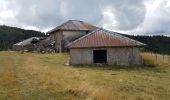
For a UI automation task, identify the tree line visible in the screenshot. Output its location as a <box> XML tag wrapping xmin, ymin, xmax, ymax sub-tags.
<box><xmin>0</xmin><ymin>25</ymin><xmax>170</xmax><ymax>55</ymax></box>
<box><xmin>125</xmin><ymin>35</ymin><xmax>170</xmax><ymax>55</ymax></box>
<box><xmin>0</xmin><ymin>25</ymin><xmax>46</xmax><ymax>50</ymax></box>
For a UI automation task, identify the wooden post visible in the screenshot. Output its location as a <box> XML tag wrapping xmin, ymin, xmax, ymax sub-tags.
<box><xmin>155</xmin><ymin>54</ymin><xmax>157</xmax><ymax>65</ymax></box>
<box><xmin>21</xmin><ymin>45</ymin><xmax>24</xmax><ymax>54</ymax></box>
<box><xmin>163</xmin><ymin>54</ymin><xmax>165</xmax><ymax>64</ymax></box>
<box><xmin>169</xmin><ymin>55</ymin><xmax>170</xmax><ymax>65</ymax></box>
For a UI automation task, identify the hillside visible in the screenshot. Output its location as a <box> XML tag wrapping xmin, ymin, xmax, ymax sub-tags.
<box><xmin>0</xmin><ymin>52</ymin><xmax>169</xmax><ymax>100</ymax></box>
<box><xmin>127</xmin><ymin>35</ymin><xmax>170</xmax><ymax>55</ymax></box>
<box><xmin>0</xmin><ymin>25</ymin><xmax>170</xmax><ymax>54</ymax></box>
<box><xmin>0</xmin><ymin>25</ymin><xmax>46</xmax><ymax>50</ymax></box>
<box><xmin>117</xmin><ymin>33</ymin><xmax>170</xmax><ymax>55</ymax></box>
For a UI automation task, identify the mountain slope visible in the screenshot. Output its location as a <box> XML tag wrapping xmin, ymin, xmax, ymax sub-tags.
<box><xmin>0</xmin><ymin>25</ymin><xmax>170</xmax><ymax>55</ymax></box>
<box><xmin>0</xmin><ymin>25</ymin><xmax>46</xmax><ymax>50</ymax></box>
<box><xmin>126</xmin><ymin>35</ymin><xmax>170</xmax><ymax>54</ymax></box>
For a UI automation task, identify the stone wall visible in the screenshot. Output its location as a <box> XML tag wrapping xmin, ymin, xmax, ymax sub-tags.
<box><xmin>50</xmin><ymin>30</ymin><xmax>87</xmax><ymax>52</ymax></box>
<box><xmin>70</xmin><ymin>48</ymin><xmax>93</xmax><ymax>64</ymax></box>
<box><xmin>107</xmin><ymin>47</ymin><xmax>142</xmax><ymax>66</ymax></box>
<box><xmin>70</xmin><ymin>47</ymin><xmax>143</xmax><ymax>66</ymax></box>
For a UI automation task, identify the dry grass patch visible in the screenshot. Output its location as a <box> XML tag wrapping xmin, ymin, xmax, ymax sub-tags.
<box><xmin>142</xmin><ymin>52</ymin><xmax>170</xmax><ymax>67</ymax></box>
<box><xmin>20</xmin><ymin>53</ymin><xmax>93</xmax><ymax>99</ymax></box>
<box><xmin>0</xmin><ymin>52</ymin><xmax>22</xmax><ymax>100</ymax></box>
<box><xmin>0</xmin><ymin>51</ymin><xmax>170</xmax><ymax>100</ymax></box>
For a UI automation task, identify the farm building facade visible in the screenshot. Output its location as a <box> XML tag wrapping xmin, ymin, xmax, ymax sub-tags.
<box><xmin>47</xmin><ymin>20</ymin><xmax>97</xmax><ymax>52</ymax></box>
<box><xmin>68</xmin><ymin>28</ymin><xmax>145</xmax><ymax>66</ymax></box>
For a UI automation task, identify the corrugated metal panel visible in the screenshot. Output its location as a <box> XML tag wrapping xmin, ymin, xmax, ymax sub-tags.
<box><xmin>47</xmin><ymin>20</ymin><xmax>97</xmax><ymax>34</ymax></box>
<box><xmin>68</xmin><ymin>28</ymin><xmax>146</xmax><ymax>48</ymax></box>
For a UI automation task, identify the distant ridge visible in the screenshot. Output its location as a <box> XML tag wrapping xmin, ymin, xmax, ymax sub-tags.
<box><xmin>0</xmin><ymin>25</ymin><xmax>170</xmax><ymax>54</ymax></box>
<box><xmin>121</xmin><ymin>34</ymin><xmax>170</xmax><ymax>55</ymax></box>
<box><xmin>0</xmin><ymin>25</ymin><xmax>46</xmax><ymax>50</ymax></box>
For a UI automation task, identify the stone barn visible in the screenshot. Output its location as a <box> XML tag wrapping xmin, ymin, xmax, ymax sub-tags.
<box><xmin>68</xmin><ymin>28</ymin><xmax>146</xmax><ymax>66</ymax></box>
<box><xmin>47</xmin><ymin>20</ymin><xmax>97</xmax><ymax>52</ymax></box>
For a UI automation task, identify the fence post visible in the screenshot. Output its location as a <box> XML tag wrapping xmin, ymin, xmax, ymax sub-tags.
<box><xmin>169</xmin><ymin>55</ymin><xmax>170</xmax><ymax>64</ymax></box>
<box><xmin>163</xmin><ymin>54</ymin><xmax>164</xmax><ymax>64</ymax></box>
<box><xmin>155</xmin><ymin>54</ymin><xmax>157</xmax><ymax>65</ymax></box>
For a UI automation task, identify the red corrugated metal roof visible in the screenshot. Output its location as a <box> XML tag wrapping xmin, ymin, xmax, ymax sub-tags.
<box><xmin>68</xmin><ymin>28</ymin><xmax>146</xmax><ymax>48</ymax></box>
<box><xmin>47</xmin><ymin>20</ymin><xmax>97</xmax><ymax>34</ymax></box>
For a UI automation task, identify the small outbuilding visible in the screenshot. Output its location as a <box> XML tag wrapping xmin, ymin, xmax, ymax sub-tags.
<box><xmin>68</xmin><ymin>28</ymin><xmax>146</xmax><ymax>66</ymax></box>
<box><xmin>13</xmin><ymin>37</ymin><xmax>44</xmax><ymax>51</ymax></box>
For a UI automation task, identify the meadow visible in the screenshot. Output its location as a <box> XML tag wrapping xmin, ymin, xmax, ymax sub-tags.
<box><xmin>0</xmin><ymin>51</ymin><xmax>170</xmax><ymax>100</ymax></box>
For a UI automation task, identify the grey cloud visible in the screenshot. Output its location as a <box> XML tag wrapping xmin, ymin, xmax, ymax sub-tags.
<box><xmin>1</xmin><ymin>0</ymin><xmax>170</xmax><ymax>35</ymax></box>
<box><xmin>58</xmin><ymin>0</ymin><xmax>103</xmax><ymax>25</ymax></box>
<box><xmin>3</xmin><ymin>0</ymin><xmax>146</xmax><ymax>31</ymax></box>
<box><xmin>99</xmin><ymin>0</ymin><xmax>146</xmax><ymax>30</ymax></box>
<box><xmin>13</xmin><ymin>0</ymin><xmax>63</xmax><ymax>29</ymax></box>
<box><xmin>12</xmin><ymin>0</ymin><xmax>103</xmax><ymax>29</ymax></box>
<box><xmin>132</xmin><ymin>0</ymin><xmax>170</xmax><ymax>35</ymax></box>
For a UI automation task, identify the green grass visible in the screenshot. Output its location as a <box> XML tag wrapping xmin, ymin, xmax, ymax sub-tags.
<box><xmin>0</xmin><ymin>51</ymin><xmax>170</xmax><ymax>100</ymax></box>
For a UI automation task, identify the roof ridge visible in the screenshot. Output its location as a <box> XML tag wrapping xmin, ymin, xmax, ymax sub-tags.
<box><xmin>69</xmin><ymin>20</ymin><xmax>83</xmax><ymax>22</ymax></box>
<box><xmin>68</xmin><ymin>28</ymin><xmax>146</xmax><ymax>48</ymax></box>
<box><xmin>82</xmin><ymin>21</ymin><xmax>96</xmax><ymax>29</ymax></box>
<box><xmin>101</xmin><ymin>29</ymin><xmax>146</xmax><ymax>45</ymax></box>
<box><xmin>57</xmin><ymin>20</ymin><xmax>71</xmax><ymax>30</ymax></box>
<box><xmin>68</xmin><ymin>20</ymin><xmax>95</xmax><ymax>30</ymax></box>
<box><xmin>71</xmin><ymin>20</ymin><xmax>82</xmax><ymax>30</ymax></box>
<box><xmin>47</xmin><ymin>20</ymin><xmax>97</xmax><ymax>34</ymax></box>
<box><xmin>47</xmin><ymin>20</ymin><xmax>69</xmax><ymax>33</ymax></box>
<box><xmin>67</xmin><ymin>28</ymin><xmax>102</xmax><ymax>47</ymax></box>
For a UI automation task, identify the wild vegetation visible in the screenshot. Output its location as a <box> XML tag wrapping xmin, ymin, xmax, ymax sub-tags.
<box><xmin>0</xmin><ymin>25</ymin><xmax>45</xmax><ymax>50</ymax></box>
<box><xmin>0</xmin><ymin>51</ymin><xmax>170</xmax><ymax>100</ymax></box>
<box><xmin>1</xmin><ymin>25</ymin><xmax>170</xmax><ymax>54</ymax></box>
<box><xmin>126</xmin><ymin>35</ymin><xmax>170</xmax><ymax>55</ymax></box>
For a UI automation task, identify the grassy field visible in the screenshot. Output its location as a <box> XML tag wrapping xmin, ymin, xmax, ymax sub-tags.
<box><xmin>0</xmin><ymin>51</ymin><xmax>170</xmax><ymax>100</ymax></box>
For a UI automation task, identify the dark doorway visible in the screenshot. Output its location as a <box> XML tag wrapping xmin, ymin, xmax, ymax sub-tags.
<box><xmin>93</xmin><ymin>50</ymin><xmax>107</xmax><ymax>64</ymax></box>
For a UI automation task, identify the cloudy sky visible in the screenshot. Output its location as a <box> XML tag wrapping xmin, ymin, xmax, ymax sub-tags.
<box><xmin>0</xmin><ymin>0</ymin><xmax>170</xmax><ymax>35</ymax></box>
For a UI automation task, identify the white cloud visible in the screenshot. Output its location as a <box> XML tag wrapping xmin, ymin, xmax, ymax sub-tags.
<box><xmin>100</xmin><ymin>7</ymin><xmax>117</xmax><ymax>30</ymax></box>
<box><xmin>131</xmin><ymin>0</ymin><xmax>170</xmax><ymax>35</ymax></box>
<box><xmin>0</xmin><ymin>10</ymin><xmax>15</xmax><ymax>18</ymax></box>
<box><xmin>24</xmin><ymin>26</ymin><xmax>40</xmax><ymax>31</ymax></box>
<box><xmin>0</xmin><ymin>0</ymin><xmax>170</xmax><ymax>35</ymax></box>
